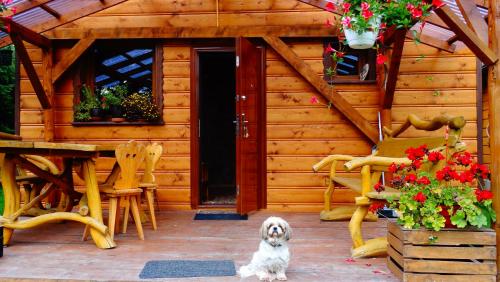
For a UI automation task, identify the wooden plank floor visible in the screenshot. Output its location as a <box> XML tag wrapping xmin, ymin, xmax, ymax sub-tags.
<box><xmin>0</xmin><ymin>211</ymin><xmax>397</xmax><ymax>281</ymax></box>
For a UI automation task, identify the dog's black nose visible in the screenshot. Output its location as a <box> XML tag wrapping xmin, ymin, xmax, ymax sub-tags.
<box><xmin>273</xmin><ymin>226</ymin><xmax>278</xmax><ymax>231</ymax></box>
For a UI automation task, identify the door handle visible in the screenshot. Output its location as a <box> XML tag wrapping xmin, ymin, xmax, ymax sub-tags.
<box><xmin>233</xmin><ymin>114</ymin><xmax>240</xmax><ymax>136</ymax></box>
<box><xmin>241</xmin><ymin>113</ymin><xmax>249</xmax><ymax>138</ymax></box>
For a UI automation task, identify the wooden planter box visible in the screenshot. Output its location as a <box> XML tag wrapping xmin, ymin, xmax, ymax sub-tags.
<box><xmin>387</xmin><ymin>221</ymin><xmax>497</xmax><ymax>281</ymax></box>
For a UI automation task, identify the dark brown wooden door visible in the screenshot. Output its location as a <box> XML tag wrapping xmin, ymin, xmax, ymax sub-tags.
<box><xmin>236</xmin><ymin>38</ymin><xmax>262</xmax><ymax>215</ymax></box>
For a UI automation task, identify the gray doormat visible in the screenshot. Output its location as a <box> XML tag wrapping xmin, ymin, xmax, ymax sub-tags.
<box><xmin>139</xmin><ymin>260</ymin><xmax>236</xmax><ymax>279</ymax></box>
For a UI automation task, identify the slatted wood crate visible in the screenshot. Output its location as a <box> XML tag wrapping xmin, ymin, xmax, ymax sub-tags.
<box><xmin>387</xmin><ymin>221</ymin><xmax>497</xmax><ymax>282</ymax></box>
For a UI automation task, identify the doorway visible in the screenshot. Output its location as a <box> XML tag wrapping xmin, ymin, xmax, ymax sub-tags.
<box><xmin>191</xmin><ymin>40</ymin><xmax>266</xmax><ymax>213</ymax></box>
<box><xmin>197</xmin><ymin>51</ymin><xmax>236</xmax><ymax>206</ymax></box>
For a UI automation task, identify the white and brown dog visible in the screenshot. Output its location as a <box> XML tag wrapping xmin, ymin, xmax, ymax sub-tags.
<box><xmin>239</xmin><ymin>216</ymin><xmax>292</xmax><ymax>281</ymax></box>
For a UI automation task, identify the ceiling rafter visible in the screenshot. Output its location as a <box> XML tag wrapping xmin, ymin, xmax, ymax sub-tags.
<box><xmin>455</xmin><ymin>0</ymin><xmax>488</xmax><ymax>42</ymax></box>
<box><xmin>433</xmin><ymin>4</ymin><xmax>497</xmax><ymax>65</ymax></box>
<box><xmin>1</xmin><ymin>17</ymin><xmax>51</xmax><ymax>49</ymax></box>
<box><xmin>0</xmin><ymin>0</ymin><xmax>129</xmax><ymax>48</ymax></box>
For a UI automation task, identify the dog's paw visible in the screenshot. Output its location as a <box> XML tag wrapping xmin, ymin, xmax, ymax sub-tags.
<box><xmin>276</xmin><ymin>273</ymin><xmax>287</xmax><ymax>281</ymax></box>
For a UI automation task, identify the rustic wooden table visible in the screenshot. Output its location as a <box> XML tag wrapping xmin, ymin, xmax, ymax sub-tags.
<box><xmin>0</xmin><ymin>140</ymin><xmax>117</xmax><ymax>249</ymax></box>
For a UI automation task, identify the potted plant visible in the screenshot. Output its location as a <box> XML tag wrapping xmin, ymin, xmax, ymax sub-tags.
<box><xmin>100</xmin><ymin>86</ymin><xmax>125</xmax><ymax>122</ymax></box>
<box><xmin>74</xmin><ymin>85</ymin><xmax>100</xmax><ymax>122</ymax></box>
<box><xmin>122</xmin><ymin>91</ymin><xmax>161</xmax><ymax>122</ymax></box>
<box><xmin>329</xmin><ymin>0</ymin><xmax>437</xmax><ymax>50</ymax></box>
<box><xmin>371</xmin><ymin>145</ymin><xmax>497</xmax><ymax>279</ymax></box>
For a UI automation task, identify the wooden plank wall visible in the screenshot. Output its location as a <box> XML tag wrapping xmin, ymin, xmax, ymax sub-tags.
<box><xmin>19</xmin><ymin>0</ymin><xmax>477</xmax><ymax>212</ymax></box>
<box><xmin>266</xmin><ymin>40</ymin><xmax>477</xmax><ymax>212</ymax></box>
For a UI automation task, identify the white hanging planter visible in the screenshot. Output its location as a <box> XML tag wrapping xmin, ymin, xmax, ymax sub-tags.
<box><xmin>343</xmin><ymin>17</ymin><xmax>381</xmax><ymax>49</ymax></box>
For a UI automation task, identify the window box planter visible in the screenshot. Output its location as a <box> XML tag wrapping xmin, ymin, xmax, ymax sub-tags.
<box><xmin>387</xmin><ymin>221</ymin><xmax>497</xmax><ymax>281</ymax></box>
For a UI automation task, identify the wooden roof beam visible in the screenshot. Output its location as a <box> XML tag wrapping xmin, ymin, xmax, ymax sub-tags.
<box><xmin>9</xmin><ymin>0</ymin><xmax>54</xmax><ymax>14</ymax></box>
<box><xmin>44</xmin><ymin>25</ymin><xmax>335</xmax><ymax>39</ymax></box>
<box><xmin>10</xmin><ymin>33</ymin><xmax>50</xmax><ymax>109</ymax></box>
<box><xmin>1</xmin><ymin>18</ymin><xmax>51</xmax><ymax>49</ymax></box>
<box><xmin>434</xmin><ymin>5</ymin><xmax>497</xmax><ymax>65</ymax></box>
<box><xmin>263</xmin><ymin>35</ymin><xmax>379</xmax><ymax>143</ymax></box>
<box><xmin>53</xmin><ymin>37</ymin><xmax>95</xmax><ymax>83</ymax></box>
<box><xmin>456</xmin><ymin>0</ymin><xmax>488</xmax><ymax>42</ymax></box>
<box><xmin>381</xmin><ymin>29</ymin><xmax>406</xmax><ymax>109</ymax></box>
<box><xmin>40</xmin><ymin>4</ymin><xmax>61</xmax><ymax>19</ymax></box>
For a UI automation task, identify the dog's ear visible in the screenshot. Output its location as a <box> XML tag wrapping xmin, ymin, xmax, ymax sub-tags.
<box><xmin>284</xmin><ymin>221</ymin><xmax>292</xmax><ymax>241</ymax></box>
<box><xmin>260</xmin><ymin>221</ymin><xmax>268</xmax><ymax>240</ymax></box>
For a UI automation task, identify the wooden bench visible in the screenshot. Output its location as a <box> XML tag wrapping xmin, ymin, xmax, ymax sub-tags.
<box><xmin>341</xmin><ymin>114</ymin><xmax>467</xmax><ymax>258</ymax></box>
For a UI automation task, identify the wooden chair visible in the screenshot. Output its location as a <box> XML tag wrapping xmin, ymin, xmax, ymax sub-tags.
<box><xmin>101</xmin><ymin>141</ymin><xmax>146</xmax><ymax>240</ymax></box>
<box><xmin>313</xmin><ymin>114</ymin><xmax>465</xmax><ymax>222</ymax></box>
<box><xmin>342</xmin><ymin>114</ymin><xmax>466</xmax><ymax>258</ymax></box>
<box><xmin>138</xmin><ymin>143</ymin><xmax>163</xmax><ymax>230</ymax></box>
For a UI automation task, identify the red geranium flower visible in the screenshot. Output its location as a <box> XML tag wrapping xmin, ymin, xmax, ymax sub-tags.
<box><xmin>427</xmin><ymin>151</ymin><xmax>444</xmax><ymax>163</ymax></box>
<box><xmin>405</xmin><ymin>173</ymin><xmax>417</xmax><ymax>183</ymax></box>
<box><xmin>432</xmin><ymin>0</ymin><xmax>445</xmax><ymax>8</ymax></box>
<box><xmin>417</xmin><ymin>176</ymin><xmax>430</xmax><ymax>185</ymax></box>
<box><xmin>361</xmin><ymin>9</ymin><xmax>373</xmax><ymax>20</ymax></box>
<box><xmin>436</xmin><ymin>166</ymin><xmax>459</xmax><ymax>181</ymax></box>
<box><xmin>470</xmin><ymin>163</ymin><xmax>490</xmax><ymax>179</ymax></box>
<box><xmin>458</xmin><ymin>170</ymin><xmax>474</xmax><ymax>183</ymax></box>
<box><xmin>325</xmin><ymin>2</ymin><xmax>336</xmax><ymax>11</ymax></box>
<box><xmin>324</xmin><ymin>43</ymin><xmax>336</xmax><ymax>54</ymax></box>
<box><xmin>405</xmin><ymin>145</ymin><xmax>427</xmax><ymax>161</ymax></box>
<box><xmin>475</xmin><ymin>189</ymin><xmax>493</xmax><ymax>201</ymax></box>
<box><xmin>413</xmin><ymin>192</ymin><xmax>427</xmax><ymax>203</ymax></box>
<box><xmin>368</xmin><ymin>201</ymin><xmax>386</xmax><ymax>213</ymax></box>
<box><xmin>374</xmin><ymin>182</ymin><xmax>385</xmax><ymax>192</ymax></box>
<box><xmin>454</xmin><ymin>152</ymin><xmax>472</xmax><ymax>166</ymax></box>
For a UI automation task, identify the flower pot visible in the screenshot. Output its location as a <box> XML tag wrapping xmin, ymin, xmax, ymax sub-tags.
<box><xmin>387</xmin><ymin>221</ymin><xmax>496</xmax><ymax>280</ymax></box>
<box><xmin>110</xmin><ymin>105</ymin><xmax>123</xmax><ymax>118</ymax></box>
<box><xmin>90</xmin><ymin>108</ymin><xmax>102</xmax><ymax>121</ymax></box>
<box><xmin>343</xmin><ymin>17</ymin><xmax>381</xmax><ymax>49</ymax></box>
<box><xmin>111</xmin><ymin>117</ymin><xmax>125</xmax><ymax>123</ymax></box>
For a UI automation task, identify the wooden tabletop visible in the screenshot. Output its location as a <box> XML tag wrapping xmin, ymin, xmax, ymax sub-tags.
<box><xmin>0</xmin><ymin>140</ymin><xmax>116</xmax><ymax>157</ymax></box>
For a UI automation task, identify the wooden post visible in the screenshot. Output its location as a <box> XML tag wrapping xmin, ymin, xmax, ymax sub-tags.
<box><xmin>487</xmin><ymin>0</ymin><xmax>500</xmax><ymax>272</ymax></box>
<box><xmin>43</xmin><ymin>48</ymin><xmax>54</xmax><ymax>142</ymax></box>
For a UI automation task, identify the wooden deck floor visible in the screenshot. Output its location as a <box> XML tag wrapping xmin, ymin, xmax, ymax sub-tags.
<box><xmin>0</xmin><ymin>211</ymin><xmax>397</xmax><ymax>281</ymax></box>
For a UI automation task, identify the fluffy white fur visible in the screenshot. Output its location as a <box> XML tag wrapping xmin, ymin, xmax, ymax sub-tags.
<box><xmin>239</xmin><ymin>216</ymin><xmax>292</xmax><ymax>281</ymax></box>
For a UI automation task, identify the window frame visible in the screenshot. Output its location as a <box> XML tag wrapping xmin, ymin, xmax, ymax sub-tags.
<box><xmin>323</xmin><ymin>39</ymin><xmax>377</xmax><ymax>84</ymax></box>
<box><xmin>72</xmin><ymin>40</ymin><xmax>164</xmax><ymax>126</ymax></box>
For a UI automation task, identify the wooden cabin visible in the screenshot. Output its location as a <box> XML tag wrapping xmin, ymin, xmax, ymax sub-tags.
<box><xmin>3</xmin><ymin>0</ymin><xmax>496</xmax><ymax>215</ymax></box>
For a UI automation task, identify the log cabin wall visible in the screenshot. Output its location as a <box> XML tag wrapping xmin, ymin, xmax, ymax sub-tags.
<box><xmin>18</xmin><ymin>0</ymin><xmax>477</xmax><ymax>212</ymax></box>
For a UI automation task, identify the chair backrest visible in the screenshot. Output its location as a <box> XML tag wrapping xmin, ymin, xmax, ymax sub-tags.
<box><xmin>114</xmin><ymin>141</ymin><xmax>146</xmax><ymax>189</ymax></box>
<box><xmin>141</xmin><ymin>143</ymin><xmax>163</xmax><ymax>184</ymax></box>
<box><xmin>371</xmin><ymin>114</ymin><xmax>466</xmax><ymax>174</ymax></box>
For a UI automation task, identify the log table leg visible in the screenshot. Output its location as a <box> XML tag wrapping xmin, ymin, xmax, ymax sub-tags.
<box><xmin>1</xmin><ymin>154</ymin><xmax>17</xmax><ymax>245</ymax></box>
<box><xmin>80</xmin><ymin>159</ymin><xmax>116</xmax><ymax>249</ymax></box>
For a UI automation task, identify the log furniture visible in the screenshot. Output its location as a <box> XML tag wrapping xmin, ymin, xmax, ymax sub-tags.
<box><xmin>342</xmin><ymin>114</ymin><xmax>467</xmax><ymax>258</ymax></box>
<box><xmin>101</xmin><ymin>141</ymin><xmax>146</xmax><ymax>240</ymax></box>
<box><xmin>0</xmin><ymin>140</ymin><xmax>116</xmax><ymax>249</ymax></box>
<box><xmin>138</xmin><ymin>143</ymin><xmax>163</xmax><ymax>231</ymax></box>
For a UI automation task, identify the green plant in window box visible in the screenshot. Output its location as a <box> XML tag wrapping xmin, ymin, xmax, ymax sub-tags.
<box><xmin>122</xmin><ymin>92</ymin><xmax>161</xmax><ymax>122</ymax></box>
<box><xmin>74</xmin><ymin>85</ymin><xmax>100</xmax><ymax>122</ymax></box>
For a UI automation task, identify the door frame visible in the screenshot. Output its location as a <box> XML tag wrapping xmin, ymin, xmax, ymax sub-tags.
<box><xmin>190</xmin><ymin>43</ymin><xmax>267</xmax><ymax>209</ymax></box>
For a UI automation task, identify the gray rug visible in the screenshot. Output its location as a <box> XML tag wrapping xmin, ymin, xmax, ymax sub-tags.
<box><xmin>139</xmin><ymin>260</ymin><xmax>236</xmax><ymax>279</ymax></box>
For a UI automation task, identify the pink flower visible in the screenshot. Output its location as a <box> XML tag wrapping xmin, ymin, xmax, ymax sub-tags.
<box><xmin>376</xmin><ymin>53</ymin><xmax>387</xmax><ymax>65</ymax></box>
<box><xmin>361</xmin><ymin>9</ymin><xmax>374</xmax><ymax>20</ymax></box>
<box><xmin>342</xmin><ymin>2</ymin><xmax>351</xmax><ymax>13</ymax></box>
<box><xmin>341</xmin><ymin>16</ymin><xmax>352</xmax><ymax>28</ymax></box>
<box><xmin>324</xmin><ymin>43</ymin><xmax>336</xmax><ymax>54</ymax></box>
<box><xmin>411</xmin><ymin>7</ymin><xmax>423</xmax><ymax>19</ymax></box>
<box><xmin>310</xmin><ymin>96</ymin><xmax>319</xmax><ymax>104</ymax></box>
<box><xmin>361</xmin><ymin>2</ymin><xmax>370</xmax><ymax>10</ymax></box>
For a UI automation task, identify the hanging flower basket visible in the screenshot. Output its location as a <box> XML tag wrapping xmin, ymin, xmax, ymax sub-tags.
<box><xmin>343</xmin><ymin>16</ymin><xmax>381</xmax><ymax>49</ymax></box>
<box><xmin>344</xmin><ymin>28</ymin><xmax>378</xmax><ymax>49</ymax></box>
